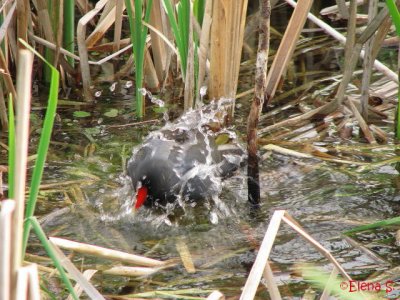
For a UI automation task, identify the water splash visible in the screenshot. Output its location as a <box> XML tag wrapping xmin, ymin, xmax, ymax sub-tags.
<box><xmin>102</xmin><ymin>98</ymin><xmax>246</xmax><ymax>226</ymax></box>
<box><xmin>138</xmin><ymin>88</ymin><xmax>169</xmax><ymax>122</ymax></box>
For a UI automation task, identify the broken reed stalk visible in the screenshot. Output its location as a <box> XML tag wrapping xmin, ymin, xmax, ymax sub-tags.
<box><xmin>77</xmin><ymin>0</ymin><xmax>108</xmax><ymax>101</ymax></box>
<box><xmin>240</xmin><ymin>210</ymin><xmax>353</xmax><ymax>299</ymax></box>
<box><xmin>262</xmin><ymin>0</ymin><xmax>313</xmax><ymax>110</ymax></box>
<box><xmin>209</xmin><ymin>0</ymin><xmax>248</xmax><ymax>108</ymax></box>
<box><xmin>11</xmin><ymin>49</ymin><xmax>33</xmax><ymax>300</ymax></box>
<box><xmin>49</xmin><ymin>237</ymin><xmax>166</xmax><ymax>267</ymax></box>
<box><xmin>247</xmin><ymin>0</ymin><xmax>271</xmax><ymax>205</ymax></box>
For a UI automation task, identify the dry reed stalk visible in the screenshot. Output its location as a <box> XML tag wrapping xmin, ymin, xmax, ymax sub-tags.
<box><xmin>113</xmin><ymin>0</ymin><xmax>124</xmax><ymax>52</ymax></box>
<box><xmin>0</xmin><ymin>84</ymin><xmax>7</xmax><ymax>130</ymax></box>
<box><xmin>34</xmin><ymin>0</ymin><xmax>56</xmax><ymax>43</ymax></box>
<box><xmin>15</xmin><ymin>264</ymin><xmax>41</xmax><ymax>300</ymax></box>
<box><xmin>144</xmin><ymin>47</ymin><xmax>160</xmax><ymax>89</ymax></box>
<box><xmin>241</xmin><ymin>210</ymin><xmax>355</xmax><ymax>299</ymax></box>
<box><xmin>0</xmin><ymin>1</ymin><xmax>16</xmax><ymax>44</ymax></box>
<box><xmin>66</xmin><ymin>269</ymin><xmax>98</xmax><ymax>300</ymax></box>
<box><xmin>285</xmin><ymin>0</ymin><xmax>397</xmax><ymax>83</ymax></box>
<box><xmin>11</xmin><ymin>50</ymin><xmax>33</xmax><ymax>300</ymax></box>
<box><xmin>0</xmin><ymin>50</ymin><xmax>17</xmax><ymax>100</ymax></box>
<box><xmin>16</xmin><ymin>0</ymin><xmax>28</xmax><ymax>48</ymax></box>
<box><xmin>102</xmin><ymin>266</ymin><xmax>158</xmax><ymax>277</ymax></box>
<box><xmin>149</xmin><ymin>0</ymin><xmax>170</xmax><ymax>81</ymax></box>
<box><xmin>54</xmin><ymin>0</ymin><xmax>64</xmax><ymax>68</ymax></box>
<box><xmin>50</xmin><ymin>242</ymin><xmax>105</xmax><ymax>299</ymax></box>
<box><xmin>209</xmin><ymin>0</ymin><xmax>248</xmax><ymax>103</ymax></box>
<box><xmin>207</xmin><ymin>291</ymin><xmax>225</xmax><ymax>300</ymax></box>
<box><xmin>247</xmin><ymin>0</ymin><xmax>271</xmax><ymax>205</ymax></box>
<box><xmin>239</xmin><ymin>210</ymin><xmax>284</xmax><ymax>300</ymax></box>
<box><xmin>86</xmin><ymin>2</ymin><xmax>125</xmax><ymax>48</ymax></box>
<box><xmin>263</xmin><ymin>0</ymin><xmax>313</xmax><ymax>107</ymax></box>
<box><xmin>195</xmin><ymin>0</ymin><xmax>212</xmax><ymax>103</ymax></box>
<box><xmin>184</xmin><ymin>10</ymin><xmax>194</xmax><ymax>110</ymax></box>
<box><xmin>0</xmin><ymin>200</ymin><xmax>15</xmax><ymax>300</ymax></box>
<box><xmin>77</xmin><ymin>0</ymin><xmax>108</xmax><ymax>101</ymax></box>
<box><xmin>176</xmin><ymin>239</ymin><xmax>195</xmax><ymax>273</ymax></box>
<box><xmin>49</xmin><ymin>237</ymin><xmax>166</xmax><ymax>267</ymax></box>
<box><xmin>346</xmin><ymin>97</ymin><xmax>377</xmax><ymax>143</ymax></box>
<box><xmin>360</xmin><ymin>1</ymin><xmax>379</xmax><ymax>122</ymax></box>
<box><xmin>262</xmin><ymin>262</ymin><xmax>281</xmax><ymax>299</ymax></box>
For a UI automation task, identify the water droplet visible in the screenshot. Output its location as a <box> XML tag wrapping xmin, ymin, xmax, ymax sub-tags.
<box><xmin>109</xmin><ymin>82</ymin><xmax>117</xmax><ymax>92</ymax></box>
<box><xmin>210</xmin><ymin>211</ymin><xmax>218</xmax><ymax>224</ymax></box>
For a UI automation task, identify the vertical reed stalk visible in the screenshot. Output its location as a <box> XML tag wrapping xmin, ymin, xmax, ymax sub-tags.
<box><xmin>16</xmin><ymin>0</ymin><xmax>28</xmax><ymax>48</ymax></box>
<box><xmin>209</xmin><ymin>0</ymin><xmax>248</xmax><ymax>109</ymax></box>
<box><xmin>360</xmin><ymin>0</ymin><xmax>378</xmax><ymax>123</ymax></box>
<box><xmin>11</xmin><ymin>50</ymin><xmax>33</xmax><ymax>300</ymax></box>
<box><xmin>113</xmin><ymin>0</ymin><xmax>124</xmax><ymax>52</ymax></box>
<box><xmin>247</xmin><ymin>0</ymin><xmax>270</xmax><ymax>206</ymax></box>
<box><xmin>0</xmin><ymin>200</ymin><xmax>15</xmax><ymax>300</ymax></box>
<box><xmin>64</xmin><ymin>0</ymin><xmax>75</xmax><ymax>67</ymax></box>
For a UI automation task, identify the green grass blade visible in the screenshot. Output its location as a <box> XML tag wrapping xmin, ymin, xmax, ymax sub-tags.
<box><xmin>19</xmin><ymin>39</ymin><xmax>60</xmax><ymax>254</ymax></box>
<box><xmin>163</xmin><ymin>0</ymin><xmax>186</xmax><ymax>77</ymax></box>
<box><xmin>344</xmin><ymin>215</ymin><xmax>400</xmax><ymax>235</ymax></box>
<box><xmin>7</xmin><ymin>94</ymin><xmax>15</xmax><ymax>199</ymax></box>
<box><xmin>302</xmin><ymin>266</ymin><xmax>373</xmax><ymax>300</ymax></box>
<box><xmin>28</xmin><ymin>217</ymin><xmax>79</xmax><ymax>300</ymax></box>
<box><xmin>386</xmin><ymin>0</ymin><xmax>400</xmax><ymax>36</ymax></box>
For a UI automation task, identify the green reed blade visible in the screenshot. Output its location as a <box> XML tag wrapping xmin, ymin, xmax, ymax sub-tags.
<box><xmin>63</xmin><ymin>0</ymin><xmax>75</xmax><ymax>67</ymax></box>
<box><xmin>163</xmin><ymin>0</ymin><xmax>189</xmax><ymax>77</ymax></box>
<box><xmin>19</xmin><ymin>39</ymin><xmax>60</xmax><ymax>255</ymax></box>
<box><xmin>385</xmin><ymin>0</ymin><xmax>400</xmax><ymax>140</ymax></box>
<box><xmin>7</xmin><ymin>94</ymin><xmax>15</xmax><ymax>199</ymax></box>
<box><xmin>28</xmin><ymin>217</ymin><xmax>79</xmax><ymax>300</ymax></box>
<box><xmin>193</xmin><ymin>0</ymin><xmax>205</xmax><ymax>26</ymax></box>
<box><xmin>125</xmin><ymin>0</ymin><xmax>153</xmax><ymax>118</ymax></box>
<box><xmin>344</xmin><ymin>216</ymin><xmax>400</xmax><ymax>235</ymax></box>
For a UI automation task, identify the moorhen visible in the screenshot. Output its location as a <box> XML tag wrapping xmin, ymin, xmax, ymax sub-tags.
<box><xmin>127</xmin><ymin>102</ymin><xmax>245</xmax><ymax>210</ymax></box>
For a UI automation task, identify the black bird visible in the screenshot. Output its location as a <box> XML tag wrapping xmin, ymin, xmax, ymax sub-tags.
<box><xmin>127</xmin><ymin>104</ymin><xmax>245</xmax><ymax>210</ymax></box>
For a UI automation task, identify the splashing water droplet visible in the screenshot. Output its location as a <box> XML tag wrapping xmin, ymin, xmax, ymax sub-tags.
<box><xmin>210</xmin><ymin>211</ymin><xmax>218</xmax><ymax>224</ymax></box>
<box><xmin>139</xmin><ymin>88</ymin><xmax>148</xmax><ymax>96</ymax></box>
<box><xmin>125</xmin><ymin>81</ymin><xmax>133</xmax><ymax>88</ymax></box>
<box><xmin>109</xmin><ymin>82</ymin><xmax>117</xmax><ymax>92</ymax></box>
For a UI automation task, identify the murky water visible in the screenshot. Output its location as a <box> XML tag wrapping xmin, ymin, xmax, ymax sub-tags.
<box><xmin>30</xmin><ymin>91</ymin><xmax>400</xmax><ymax>298</ymax></box>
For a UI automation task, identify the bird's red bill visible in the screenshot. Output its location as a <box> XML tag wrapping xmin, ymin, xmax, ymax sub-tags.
<box><xmin>134</xmin><ymin>186</ymin><xmax>148</xmax><ymax>210</ymax></box>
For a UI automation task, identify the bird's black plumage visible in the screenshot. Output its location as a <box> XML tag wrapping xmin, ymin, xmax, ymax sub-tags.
<box><xmin>127</xmin><ymin>105</ymin><xmax>245</xmax><ymax>209</ymax></box>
